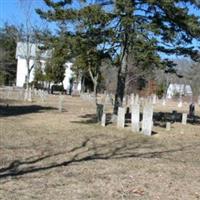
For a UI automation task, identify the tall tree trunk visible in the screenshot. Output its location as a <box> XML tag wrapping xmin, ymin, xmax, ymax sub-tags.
<box><xmin>93</xmin><ymin>79</ymin><xmax>98</xmax><ymax>105</ymax></box>
<box><xmin>113</xmin><ymin>51</ymin><xmax>128</xmax><ymax>115</ymax></box>
<box><xmin>88</xmin><ymin>67</ymin><xmax>98</xmax><ymax>105</ymax></box>
<box><xmin>81</xmin><ymin>76</ymin><xmax>85</xmax><ymax>93</ymax></box>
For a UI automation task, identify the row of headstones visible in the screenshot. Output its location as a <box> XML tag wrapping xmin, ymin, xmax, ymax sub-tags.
<box><xmin>119</xmin><ymin>103</ymin><xmax>153</xmax><ymax>136</ymax></box>
<box><xmin>0</xmin><ymin>87</ymin><xmax>23</xmax><ymax>100</ymax></box>
<box><xmin>80</xmin><ymin>93</ymin><xmax>95</xmax><ymax>102</ymax></box>
<box><xmin>101</xmin><ymin>103</ymin><xmax>189</xmax><ymax>135</ymax></box>
<box><xmin>23</xmin><ymin>89</ymin><xmax>48</xmax><ymax>102</ymax></box>
<box><xmin>101</xmin><ymin>103</ymin><xmax>154</xmax><ymax>136</ymax></box>
<box><xmin>0</xmin><ymin>87</ymin><xmax>48</xmax><ymax>102</ymax></box>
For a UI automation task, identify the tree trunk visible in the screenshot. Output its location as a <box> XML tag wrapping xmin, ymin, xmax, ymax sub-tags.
<box><xmin>93</xmin><ymin>80</ymin><xmax>97</xmax><ymax>105</ymax></box>
<box><xmin>81</xmin><ymin>76</ymin><xmax>85</xmax><ymax>93</ymax></box>
<box><xmin>113</xmin><ymin>51</ymin><xmax>128</xmax><ymax>115</ymax></box>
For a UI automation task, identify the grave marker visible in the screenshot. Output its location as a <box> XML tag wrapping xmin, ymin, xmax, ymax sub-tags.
<box><xmin>101</xmin><ymin>113</ymin><xmax>106</xmax><ymax>127</ymax></box>
<box><xmin>58</xmin><ymin>95</ymin><xmax>64</xmax><ymax>112</ymax></box>
<box><xmin>166</xmin><ymin>122</ymin><xmax>171</xmax><ymax>131</ymax></box>
<box><xmin>117</xmin><ymin>107</ymin><xmax>125</xmax><ymax>128</ymax></box>
<box><xmin>182</xmin><ymin>113</ymin><xmax>187</xmax><ymax>125</ymax></box>
<box><xmin>131</xmin><ymin>103</ymin><xmax>140</xmax><ymax>132</ymax></box>
<box><xmin>142</xmin><ymin>104</ymin><xmax>153</xmax><ymax>136</ymax></box>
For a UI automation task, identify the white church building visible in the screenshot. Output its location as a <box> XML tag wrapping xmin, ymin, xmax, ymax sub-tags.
<box><xmin>15</xmin><ymin>42</ymin><xmax>81</xmax><ymax>92</ymax></box>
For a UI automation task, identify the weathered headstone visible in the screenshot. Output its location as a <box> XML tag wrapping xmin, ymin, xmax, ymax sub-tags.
<box><xmin>96</xmin><ymin>104</ymin><xmax>104</xmax><ymax>122</ymax></box>
<box><xmin>166</xmin><ymin>122</ymin><xmax>171</xmax><ymax>131</ymax></box>
<box><xmin>101</xmin><ymin>113</ymin><xmax>106</xmax><ymax>127</ymax></box>
<box><xmin>58</xmin><ymin>95</ymin><xmax>64</xmax><ymax>112</ymax></box>
<box><xmin>117</xmin><ymin>107</ymin><xmax>125</xmax><ymax>128</ymax></box>
<box><xmin>24</xmin><ymin>89</ymin><xmax>28</xmax><ymax>101</ymax></box>
<box><xmin>142</xmin><ymin>104</ymin><xmax>153</xmax><ymax>136</ymax></box>
<box><xmin>131</xmin><ymin>103</ymin><xmax>140</xmax><ymax>132</ymax></box>
<box><xmin>135</xmin><ymin>94</ymin><xmax>139</xmax><ymax>104</ymax></box>
<box><xmin>182</xmin><ymin>113</ymin><xmax>187</xmax><ymax>125</ymax></box>
<box><xmin>131</xmin><ymin>93</ymin><xmax>135</xmax><ymax>106</ymax></box>
<box><xmin>27</xmin><ymin>89</ymin><xmax>32</xmax><ymax>102</ymax></box>
<box><xmin>152</xmin><ymin>94</ymin><xmax>157</xmax><ymax>105</ymax></box>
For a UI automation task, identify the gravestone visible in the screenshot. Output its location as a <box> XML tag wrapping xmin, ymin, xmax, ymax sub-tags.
<box><xmin>142</xmin><ymin>104</ymin><xmax>153</xmax><ymax>136</ymax></box>
<box><xmin>135</xmin><ymin>94</ymin><xmax>139</xmax><ymax>104</ymax></box>
<box><xmin>152</xmin><ymin>94</ymin><xmax>157</xmax><ymax>105</ymax></box>
<box><xmin>166</xmin><ymin>122</ymin><xmax>171</xmax><ymax>131</ymax></box>
<box><xmin>131</xmin><ymin>93</ymin><xmax>135</xmax><ymax>106</ymax></box>
<box><xmin>27</xmin><ymin>89</ymin><xmax>32</xmax><ymax>102</ymax></box>
<box><xmin>131</xmin><ymin>103</ymin><xmax>140</xmax><ymax>132</ymax></box>
<box><xmin>182</xmin><ymin>113</ymin><xmax>187</xmax><ymax>125</ymax></box>
<box><xmin>117</xmin><ymin>107</ymin><xmax>125</xmax><ymax>128</ymax></box>
<box><xmin>96</xmin><ymin>104</ymin><xmax>104</xmax><ymax>122</ymax></box>
<box><xmin>58</xmin><ymin>95</ymin><xmax>64</xmax><ymax>112</ymax></box>
<box><xmin>101</xmin><ymin>113</ymin><xmax>106</xmax><ymax>127</ymax></box>
<box><xmin>24</xmin><ymin>89</ymin><xmax>28</xmax><ymax>101</ymax></box>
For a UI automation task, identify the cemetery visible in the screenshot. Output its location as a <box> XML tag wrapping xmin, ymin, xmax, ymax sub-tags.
<box><xmin>1</xmin><ymin>87</ymin><xmax>200</xmax><ymax>199</ymax></box>
<box><xmin>1</xmin><ymin>0</ymin><xmax>200</xmax><ymax>199</ymax></box>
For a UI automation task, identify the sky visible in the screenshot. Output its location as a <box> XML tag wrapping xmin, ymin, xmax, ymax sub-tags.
<box><xmin>1</xmin><ymin>0</ymin><xmax>200</xmax><ymax>29</ymax></box>
<box><xmin>0</xmin><ymin>0</ymin><xmax>44</xmax><ymax>26</ymax></box>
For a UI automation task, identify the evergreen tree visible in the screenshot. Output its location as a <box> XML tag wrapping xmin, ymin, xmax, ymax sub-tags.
<box><xmin>0</xmin><ymin>24</ymin><xmax>19</xmax><ymax>85</ymax></box>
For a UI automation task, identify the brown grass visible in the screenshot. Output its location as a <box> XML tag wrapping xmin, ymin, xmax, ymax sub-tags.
<box><xmin>0</xmin><ymin>95</ymin><xmax>200</xmax><ymax>200</ymax></box>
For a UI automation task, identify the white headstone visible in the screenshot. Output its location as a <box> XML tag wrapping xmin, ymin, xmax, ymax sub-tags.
<box><xmin>152</xmin><ymin>94</ymin><xmax>157</xmax><ymax>105</ymax></box>
<box><xmin>117</xmin><ymin>107</ymin><xmax>125</xmax><ymax>128</ymax></box>
<box><xmin>27</xmin><ymin>89</ymin><xmax>32</xmax><ymax>102</ymax></box>
<box><xmin>142</xmin><ymin>104</ymin><xmax>153</xmax><ymax>136</ymax></box>
<box><xmin>166</xmin><ymin>122</ymin><xmax>171</xmax><ymax>131</ymax></box>
<box><xmin>101</xmin><ymin>113</ymin><xmax>106</xmax><ymax>127</ymax></box>
<box><xmin>131</xmin><ymin>104</ymin><xmax>140</xmax><ymax>132</ymax></box>
<box><xmin>135</xmin><ymin>94</ymin><xmax>139</xmax><ymax>104</ymax></box>
<box><xmin>131</xmin><ymin>93</ymin><xmax>135</xmax><ymax>106</ymax></box>
<box><xmin>24</xmin><ymin>89</ymin><xmax>28</xmax><ymax>101</ymax></box>
<box><xmin>182</xmin><ymin>113</ymin><xmax>187</xmax><ymax>125</ymax></box>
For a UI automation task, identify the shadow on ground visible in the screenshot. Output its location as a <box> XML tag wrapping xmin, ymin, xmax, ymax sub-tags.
<box><xmin>0</xmin><ymin>105</ymin><xmax>56</xmax><ymax>117</ymax></box>
<box><xmin>0</xmin><ymin>136</ymin><xmax>199</xmax><ymax>179</ymax></box>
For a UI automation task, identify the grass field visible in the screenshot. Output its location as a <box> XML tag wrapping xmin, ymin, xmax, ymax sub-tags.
<box><xmin>0</xmin><ymin>95</ymin><xmax>200</xmax><ymax>200</ymax></box>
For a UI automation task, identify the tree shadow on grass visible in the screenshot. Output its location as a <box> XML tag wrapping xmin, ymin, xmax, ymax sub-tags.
<box><xmin>0</xmin><ymin>136</ymin><xmax>199</xmax><ymax>179</ymax></box>
<box><xmin>0</xmin><ymin>105</ymin><xmax>57</xmax><ymax>117</ymax></box>
<box><xmin>71</xmin><ymin>113</ymin><xmax>112</xmax><ymax>124</ymax></box>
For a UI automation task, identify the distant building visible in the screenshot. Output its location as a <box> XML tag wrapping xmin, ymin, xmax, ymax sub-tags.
<box><xmin>15</xmin><ymin>42</ymin><xmax>81</xmax><ymax>92</ymax></box>
<box><xmin>166</xmin><ymin>83</ymin><xmax>192</xmax><ymax>99</ymax></box>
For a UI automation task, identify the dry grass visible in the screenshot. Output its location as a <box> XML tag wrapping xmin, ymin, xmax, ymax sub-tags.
<box><xmin>0</xmin><ymin>95</ymin><xmax>200</xmax><ymax>200</ymax></box>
